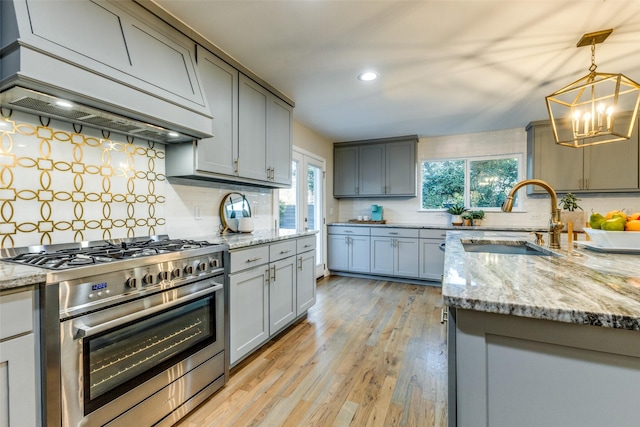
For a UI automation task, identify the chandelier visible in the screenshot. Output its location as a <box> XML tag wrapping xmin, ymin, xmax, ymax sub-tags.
<box><xmin>546</xmin><ymin>29</ymin><xmax>640</xmax><ymax>148</ymax></box>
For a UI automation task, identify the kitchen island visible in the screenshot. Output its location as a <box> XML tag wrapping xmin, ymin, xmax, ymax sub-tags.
<box><xmin>442</xmin><ymin>230</ymin><xmax>640</xmax><ymax>427</ymax></box>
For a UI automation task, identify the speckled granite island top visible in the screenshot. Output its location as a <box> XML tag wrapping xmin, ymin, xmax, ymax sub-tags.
<box><xmin>442</xmin><ymin>230</ymin><xmax>640</xmax><ymax>330</ymax></box>
<box><xmin>329</xmin><ymin>222</ymin><xmax>546</xmax><ymax>232</ymax></box>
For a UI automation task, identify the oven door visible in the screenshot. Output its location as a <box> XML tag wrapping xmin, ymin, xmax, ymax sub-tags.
<box><xmin>60</xmin><ymin>277</ymin><xmax>224</xmax><ymax>426</ymax></box>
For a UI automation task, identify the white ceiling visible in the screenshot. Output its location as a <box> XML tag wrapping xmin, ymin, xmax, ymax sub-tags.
<box><xmin>152</xmin><ymin>0</ymin><xmax>640</xmax><ymax>142</ymax></box>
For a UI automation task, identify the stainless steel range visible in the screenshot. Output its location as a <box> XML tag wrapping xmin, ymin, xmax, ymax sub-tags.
<box><xmin>2</xmin><ymin>235</ymin><xmax>228</xmax><ymax>426</ymax></box>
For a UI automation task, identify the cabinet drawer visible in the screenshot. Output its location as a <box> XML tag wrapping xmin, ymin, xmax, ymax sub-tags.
<box><xmin>327</xmin><ymin>226</ymin><xmax>370</xmax><ymax>236</ymax></box>
<box><xmin>297</xmin><ymin>236</ymin><xmax>316</xmax><ymax>253</ymax></box>
<box><xmin>419</xmin><ymin>229</ymin><xmax>448</xmax><ymax>239</ymax></box>
<box><xmin>370</xmin><ymin>227</ymin><xmax>419</xmax><ymax>238</ymax></box>
<box><xmin>229</xmin><ymin>245</ymin><xmax>269</xmax><ymax>273</ymax></box>
<box><xmin>269</xmin><ymin>239</ymin><xmax>297</xmax><ymax>262</ymax></box>
<box><xmin>0</xmin><ymin>290</ymin><xmax>34</xmax><ymax>340</ymax></box>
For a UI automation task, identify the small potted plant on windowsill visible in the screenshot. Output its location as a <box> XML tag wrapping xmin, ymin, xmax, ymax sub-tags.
<box><xmin>470</xmin><ymin>210</ymin><xmax>485</xmax><ymax>226</ymax></box>
<box><xmin>559</xmin><ymin>192</ymin><xmax>584</xmax><ymax>232</ymax></box>
<box><xmin>461</xmin><ymin>211</ymin><xmax>473</xmax><ymax>226</ymax></box>
<box><xmin>447</xmin><ymin>204</ymin><xmax>465</xmax><ymax>226</ymax></box>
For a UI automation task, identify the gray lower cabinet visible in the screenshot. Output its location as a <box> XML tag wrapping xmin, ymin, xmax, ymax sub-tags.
<box><xmin>229</xmin><ymin>236</ymin><xmax>315</xmax><ymax>366</ymax></box>
<box><xmin>327</xmin><ymin>226</ymin><xmax>370</xmax><ymax>273</ymax></box>
<box><xmin>450</xmin><ymin>308</ymin><xmax>640</xmax><ymax>426</ymax></box>
<box><xmin>296</xmin><ymin>236</ymin><xmax>317</xmax><ymax>315</ymax></box>
<box><xmin>527</xmin><ymin>119</ymin><xmax>640</xmax><ymax>193</ymax></box>
<box><xmin>370</xmin><ymin>228</ymin><xmax>419</xmax><ymax>278</ymax></box>
<box><xmin>0</xmin><ymin>289</ymin><xmax>38</xmax><ymax>427</ymax></box>
<box><xmin>419</xmin><ymin>229</ymin><xmax>447</xmax><ymax>282</ymax></box>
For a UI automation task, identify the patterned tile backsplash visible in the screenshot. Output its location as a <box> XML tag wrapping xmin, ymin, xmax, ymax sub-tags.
<box><xmin>0</xmin><ymin>111</ymin><xmax>275</xmax><ymax>248</ymax></box>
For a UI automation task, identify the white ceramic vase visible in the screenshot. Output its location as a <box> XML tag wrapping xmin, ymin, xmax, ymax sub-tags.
<box><xmin>451</xmin><ymin>214</ymin><xmax>462</xmax><ymax>225</ymax></box>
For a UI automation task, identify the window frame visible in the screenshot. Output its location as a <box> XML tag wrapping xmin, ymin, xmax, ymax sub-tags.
<box><xmin>420</xmin><ymin>153</ymin><xmax>524</xmax><ymax>212</ymax></box>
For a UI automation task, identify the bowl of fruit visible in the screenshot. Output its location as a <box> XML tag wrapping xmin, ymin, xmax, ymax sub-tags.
<box><xmin>585</xmin><ymin>210</ymin><xmax>640</xmax><ymax>249</ymax></box>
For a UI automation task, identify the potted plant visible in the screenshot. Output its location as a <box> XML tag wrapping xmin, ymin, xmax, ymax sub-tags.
<box><xmin>447</xmin><ymin>204</ymin><xmax>465</xmax><ymax>225</ymax></box>
<box><xmin>558</xmin><ymin>193</ymin><xmax>584</xmax><ymax>232</ymax></box>
<box><xmin>461</xmin><ymin>211</ymin><xmax>473</xmax><ymax>226</ymax></box>
<box><xmin>470</xmin><ymin>210</ymin><xmax>485</xmax><ymax>226</ymax></box>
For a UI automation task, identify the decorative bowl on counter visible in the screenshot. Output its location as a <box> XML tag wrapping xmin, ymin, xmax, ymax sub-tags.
<box><xmin>584</xmin><ymin>228</ymin><xmax>640</xmax><ymax>249</ymax></box>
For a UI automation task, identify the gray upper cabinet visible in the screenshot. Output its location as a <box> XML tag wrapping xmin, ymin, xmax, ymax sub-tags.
<box><xmin>239</xmin><ymin>75</ymin><xmax>269</xmax><ymax>182</ymax></box>
<box><xmin>333</xmin><ymin>146</ymin><xmax>359</xmax><ymax>196</ymax></box>
<box><xmin>527</xmin><ymin>120</ymin><xmax>640</xmax><ymax>194</ymax></box>
<box><xmin>195</xmin><ymin>50</ymin><xmax>239</xmax><ymax>176</ymax></box>
<box><xmin>166</xmin><ymin>59</ymin><xmax>293</xmax><ymax>188</ymax></box>
<box><xmin>333</xmin><ymin>135</ymin><xmax>417</xmax><ymax>198</ymax></box>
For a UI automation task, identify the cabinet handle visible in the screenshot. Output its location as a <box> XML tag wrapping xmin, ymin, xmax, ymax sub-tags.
<box><xmin>440</xmin><ymin>308</ymin><xmax>448</xmax><ymax>324</ymax></box>
<box><xmin>265</xmin><ymin>268</ymin><xmax>270</xmax><ymax>284</ymax></box>
<box><xmin>304</xmin><ymin>244</ymin><xmax>312</xmax><ymax>248</ymax></box>
<box><xmin>246</xmin><ymin>257</ymin><xmax>262</xmax><ymax>263</ymax></box>
<box><xmin>234</xmin><ymin>158</ymin><xmax>239</xmax><ymax>174</ymax></box>
<box><xmin>355</xmin><ymin>187</ymin><xmax>359</xmax><ymax>195</ymax></box>
<box><xmin>272</xmin><ymin>265</ymin><xmax>276</xmax><ymax>281</ymax></box>
<box><xmin>344</xmin><ymin>230</ymin><xmax>353</xmax><ymax>233</ymax></box>
<box><xmin>279</xmin><ymin>249</ymin><xmax>291</xmax><ymax>254</ymax></box>
<box><xmin>298</xmin><ymin>256</ymin><xmax>303</xmax><ymax>270</ymax></box>
<box><xmin>389</xmin><ymin>232</ymin><xmax>399</xmax><ymax>235</ymax></box>
<box><xmin>585</xmin><ymin>178</ymin><xmax>589</xmax><ymax>189</ymax></box>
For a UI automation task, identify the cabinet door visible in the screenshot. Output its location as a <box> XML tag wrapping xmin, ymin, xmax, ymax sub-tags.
<box><xmin>229</xmin><ymin>266</ymin><xmax>269</xmax><ymax>365</ymax></box>
<box><xmin>238</xmin><ymin>74</ymin><xmax>268</xmax><ymax>181</ymax></box>
<box><xmin>296</xmin><ymin>250</ymin><xmax>316</xmax><ymax>315</ymax></box>
<box><xmin>0</xmin><ymin>334</ymin><xmax>37</xmax><ymax>427</ymax></box>
<box><xmin>386</xmin><ymin>140</ymin><xmax>416</xmax><ymax>196</ymax></box>
<box><xmin>394</xmin><ymin>237</ymin><xmax>419</xmax><ymax>278</ymax></box>
<box><xmin>370</xmin><ymin>236</ymin><xmax>394</xmax><ymax>276</ymax></box>
<box><xmin>328</xmin><ymin>235</ymin><xmax>349</xmax><ymax>271</ymax></box>
<box><xmin>359</xmin><ymin>143</ymin><xmax>386</xmax><ymax>196</ymax></box>
<box><xmin>349</xmin><ymin>235</ymin><xmax>371</xmax><ymax>273</ymax></box>
<box><xmin>269</xmin><ymin>257</ymin><xmax>297</xmax><ymax>335</ymax></box>
<box><xmin>334</xmin><ymin>146</ymin><xmax>359</xmax><ymax>197</ymax></box>
<box><xmin>419</xmin><ymin>239</ymin><xmax>445</xmax><ymax>282</ymax></box>
<box><xmin>268</xmin><ymin>96</ymin><xmax>293</xmax><ymax>185</ymax></box>
<box><xmin>196</xmin><ymin>51</ymin><xmax>238</xmax><ymax>176</ymax></box>
<box><xmin>528</xmin><ymin>122</ymin><xmax>583</xmax><ymax>193</ymax></box>
<box><xmin>585</xmin><ymin>127</ymin><xmax>639</xmax><ymax>191</ymax></box>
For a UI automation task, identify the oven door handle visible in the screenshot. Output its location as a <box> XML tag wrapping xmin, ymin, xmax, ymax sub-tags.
<box><xmin>74</xmin><ymin>283</ymin><xmax>223</xmax><ymax>339</ymax></box>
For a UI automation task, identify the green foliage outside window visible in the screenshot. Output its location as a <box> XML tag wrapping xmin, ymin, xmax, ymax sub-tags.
<box><xmin>422</xmin><ymin>157</ymin><xmax>519</xmax><ymax>210</ymax></box>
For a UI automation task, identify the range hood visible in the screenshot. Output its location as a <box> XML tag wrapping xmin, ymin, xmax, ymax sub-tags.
<box><xmin>0</xmin><ymin>0</ymin><xmax>213</xmax><ymax>144</ymax></box>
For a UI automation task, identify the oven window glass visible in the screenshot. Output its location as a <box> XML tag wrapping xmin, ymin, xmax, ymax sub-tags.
<box><xmin>84</xmin><ymin>295</ymin><xmax>216</xmax><ymax>414</ymax></box>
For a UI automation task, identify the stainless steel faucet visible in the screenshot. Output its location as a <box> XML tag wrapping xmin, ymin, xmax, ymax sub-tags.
<box><xmin>501</xmin><ymin>179</ymin><xmax>563</xmax><ymax>249</ymax></box>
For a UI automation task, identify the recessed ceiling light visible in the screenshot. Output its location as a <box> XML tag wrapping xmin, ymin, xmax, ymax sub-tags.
<box><xmin>358</xmin><ymin>72</ymin><xmax>378</xmax><ymax>81</ymax></box>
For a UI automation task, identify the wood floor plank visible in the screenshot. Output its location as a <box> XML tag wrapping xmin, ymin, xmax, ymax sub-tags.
<box><xmin>175</xmin><ymin>276</ymin><xmax>448</xmax><ymax>427</ymax></box>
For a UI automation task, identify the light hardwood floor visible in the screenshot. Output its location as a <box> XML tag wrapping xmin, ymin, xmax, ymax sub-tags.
<box><xmin>176</xmin><ymin>275</ymin><xmax>448</xmax><ymax>427</ymax></box>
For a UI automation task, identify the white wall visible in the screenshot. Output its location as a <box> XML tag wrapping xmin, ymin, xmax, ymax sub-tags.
<box><xmin>337</xmin><ymin>128</ymin><xmax>640</xmax><ymax>228</ymax></box>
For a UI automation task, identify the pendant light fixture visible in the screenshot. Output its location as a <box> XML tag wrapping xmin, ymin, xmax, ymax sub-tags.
<box><xmin>545</xmin><ymin>29</ymin><xmax>640</xmax><ymax>148</ymax></box>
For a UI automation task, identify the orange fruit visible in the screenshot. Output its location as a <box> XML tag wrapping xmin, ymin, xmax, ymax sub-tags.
<box><xmin>625</xmin><ymin>220</ymin><xmax>640</xmax><ymax>231</ymax></box>
<box><xmin>606</xmin><ymin>210</ymin><xmax>627</xmax><ymax>221</ymax></box>
<box><xmin>628</xmin><ymin>212</ymin><xmax>640</xmax><ymax>221</ymax></box>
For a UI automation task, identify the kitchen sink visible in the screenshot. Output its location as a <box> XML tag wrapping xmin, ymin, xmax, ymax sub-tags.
<box><xmin>461</xmin><ymin>240</ymin><xmax>558</xmax><ymax>256</ymax></box>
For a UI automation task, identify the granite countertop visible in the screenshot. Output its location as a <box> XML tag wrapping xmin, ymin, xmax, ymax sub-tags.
<box><xmin>0</xmin><ymin>263</ymin><xmax>47</xmax><ymax>292</ymax></box>
<box><xmin>0</xmin><ymin>229</ymin><xmax>317</xmax><ymax>291</ymax></box>
<box><xmin>329</xmin><ymin>222</ymin><xmax>547</xmax><ymax>232</ymax></box>
<box><xmin>442</xmin><ymin>230</ymin><xmax>640</xmax><ymax>330</ymax></box>
<box><xmin>194</xmin><ymin>229</ymin><xmax>318</xmax><ymax>250</ymax></box>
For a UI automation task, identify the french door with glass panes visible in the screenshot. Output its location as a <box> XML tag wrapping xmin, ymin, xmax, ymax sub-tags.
<box><xmin>278</xmin><ymin>149</ymin><xmax>325</xmax><ymax>278</ymax></box>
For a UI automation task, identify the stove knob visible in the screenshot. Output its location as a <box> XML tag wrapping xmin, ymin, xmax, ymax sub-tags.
<box><xmin>210</xmin><ymin>259</ymin><xmax>219</xmax><ymax>268</ymax></box>
<box><xmin>158</xmin><ymin>271</ymin><xmax>169</xmax><ymax>281</ymax></box>
<box><xmin>197</xmin><ymin>262</ymin><xmax>207</xmax><ymax>272</ymax></box>
<box><xmin>184</xmin><ymin>265</ymin><xmax>194</xmax><ymax>275</ymax></box>
<box><xmin>142</xmin><ymin>274</ymin><xmax>154</xmax><ymax>285</ymax></box>
<box><xmin>171</xmin><ymin>268</ymin><xmax>181</xmax><ymax>279</ymax></box>
<box><xmin>126</xmin><ymin>277</ymin><xmax>137</xmax><ymax>288</ymax></box>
